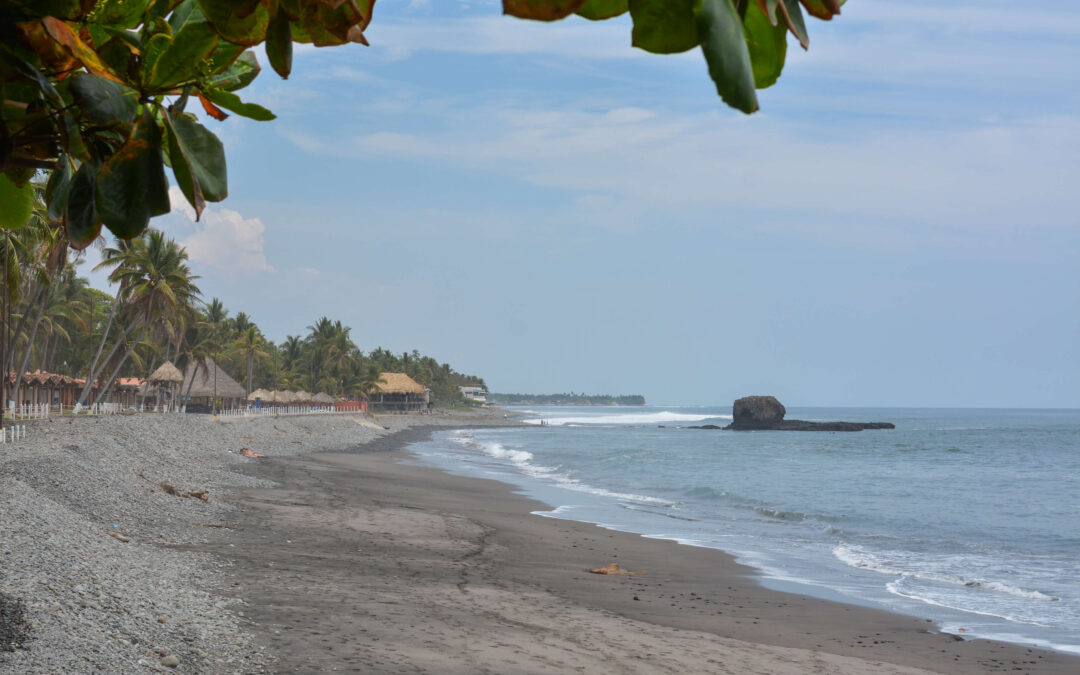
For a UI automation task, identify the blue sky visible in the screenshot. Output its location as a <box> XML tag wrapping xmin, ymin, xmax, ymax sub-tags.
<box><xmin>87</xmin><ymin>0</ymin><xmax>1080</xmax><ymax>407</ymax></box>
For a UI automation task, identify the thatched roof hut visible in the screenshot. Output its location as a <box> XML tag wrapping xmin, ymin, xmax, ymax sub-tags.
<box><xmin>149</xmin><ymin>362</ymin><xmax>184</xmax><ymax>383</ymax></box>
<box><xmin>314</xmin><ymin>392</ymin><xmax>335</xmax><ymax>404</ymax></box>
<box><xmin>373</xmin><ymin>373</ymin><xmax>426</xmax><ymax>395</ymax></box>
<box><xmin>181</xmin><ymin>359</ymin><xmax>245</xmax><ymax>399</ymax></box>
<box><xmin>248</xmin><ymin>388</ymin><xmax>272</xmax><ymax>401</ymax></box>
<box><xmin>274</xmin><ymin>390</ymin><xmax>295</xmax><ymax>403</ymax></box>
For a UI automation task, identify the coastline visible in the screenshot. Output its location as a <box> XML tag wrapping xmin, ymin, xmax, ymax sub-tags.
<box><xmin>201</xmin><ymin>424</ymin><xmax>1078</xmax><ymax>673</ymax></box>
<box><xmin>2</xmin><ymin>412</ymin><xmax>1077</xmax><ymax>673</ymax></box>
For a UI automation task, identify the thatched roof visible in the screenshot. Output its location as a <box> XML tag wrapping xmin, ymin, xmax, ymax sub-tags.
<box><xmin>181</xmin><ymin>359</ymin><xmax>245</xmax><ymax>399</ymax></box>
<box><xmin>314</xmin><ymin>392</ymin><xmax>335</xmax><ymax>404</ymax></box>
<box><xmin>150</xmin><ymin>361</ymin><xmax>184</xmax><ymax>383</ymax></box>
<box><xmin>294</xmin><ymin>390</ymin><xmax>313</xmax><ymax>403</ymax></box>
<box><xmin>248</xmin><ymin>388</ymin><xmax>272</xmax><ymax>401</ymax></box>
<box><xmin>373</xmin><ymin>372</ymin><xmax>426</xmax><ymax>395</ymax></box>
<box><xmin>274</xmin><ymin>390</ymin><xmax>295</xmax><ymax>403</ymax></box>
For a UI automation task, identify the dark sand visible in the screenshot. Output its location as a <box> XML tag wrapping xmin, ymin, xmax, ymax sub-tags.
<box><xmin>195</xmin><ymin>426</ymin><xmax>1080</xmax><ymax>674</ymax></box>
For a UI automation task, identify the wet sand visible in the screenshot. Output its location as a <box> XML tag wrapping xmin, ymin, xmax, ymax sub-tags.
<box><xmin>196</xmin><ymin>427</ymin><xmax>1080</xmax><ymax>673</ymax></box>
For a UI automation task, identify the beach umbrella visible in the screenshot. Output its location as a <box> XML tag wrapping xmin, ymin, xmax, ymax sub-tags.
<box><xmin>275</xmin><ymin>390</ymin><xmax>295</xmax><ymax>404</ymax></box>
<box><xmin>248</xmin><ymin>388</ymin><xmax>272</xmax><ymax>401</ymax></box>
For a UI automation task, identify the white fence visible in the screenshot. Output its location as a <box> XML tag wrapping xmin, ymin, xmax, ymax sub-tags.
<box><xmin>0</xmin><ymin>425</ymin><xmax>27</xmax><ymax>443</ymax></box>
<box><xmin>215</xmin><ymin>405</ymin><xmax>350</xmax><ymax>418</ymax></box>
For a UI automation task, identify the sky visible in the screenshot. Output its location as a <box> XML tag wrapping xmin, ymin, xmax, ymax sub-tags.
<box><xmin>84</xmin><ymin>0</ymin><xmax>1080</xmax><ymax>408</ymax></box>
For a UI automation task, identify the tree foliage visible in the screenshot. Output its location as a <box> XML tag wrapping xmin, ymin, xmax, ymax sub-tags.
<box><xmin>1</xmin><ymin>0</ymin><xmax>844</xmax><ymax>245</ymax></box>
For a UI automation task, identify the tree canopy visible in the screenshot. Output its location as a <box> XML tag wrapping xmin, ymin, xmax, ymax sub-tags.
<box><xmin>0</xmin><ymin>0</ymin><xmax>845</xmax><ymax>245</ymax></box>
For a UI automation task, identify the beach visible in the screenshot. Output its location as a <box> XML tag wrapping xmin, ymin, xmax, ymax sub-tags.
<box><xmin>2</xmin><ymin>412</ymin><xmax>1078</xmax><ymax>673</ymax></box>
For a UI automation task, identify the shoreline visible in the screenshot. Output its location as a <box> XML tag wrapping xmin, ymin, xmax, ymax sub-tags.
<box><xmin>2</xmin><ymin>412</ymin><xmax>1077</xmax><ymax>673</ymax></box>
<box><xmin>199</xmin><ymin>423</ymin><xmax>1078</xmax><ymax>673</ymax></box>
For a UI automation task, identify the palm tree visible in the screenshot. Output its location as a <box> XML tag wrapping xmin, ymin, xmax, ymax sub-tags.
<box><xmin>356</xmin><ymin>363</ymin><xmax>386</xmax><ymax>401</ymax></box>
<box><xmin>89</xmin><ymin>230</ymin><xmax>202</xmax><ymax>402</ymax></box>
<box><xmin>232</xmin><ymin>325</ymin><xmax>269</xmax><ymax>395</ymax></box>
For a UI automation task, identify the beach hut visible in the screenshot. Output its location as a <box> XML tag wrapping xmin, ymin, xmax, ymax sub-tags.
<box><xmin>248</xmin><ymin>387</ymin><xmax>272</xmax><ymax>402</ymax></box>
<box><xmin>314</xmin><ymin>392</ymin><xmax>335</xmax><ymax>405</ymax></box>
<box><xmin>370</xmin><ymin>373</ymin><xmax>429</xmax><ymax>412</ymax></box>
<box><xmin>149</xmin><ymin>361</ymin><xmax>184</xmax><ymax>410</ymax></box>
<box><xmin>180</xmin><ymin>358</ymin><xmax>246</xmax><ymax>413</ymax></box>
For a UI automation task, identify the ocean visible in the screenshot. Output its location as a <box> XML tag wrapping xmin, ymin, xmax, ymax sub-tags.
<box><xmin>406</xmin><ymin>406</ymin><xmax>1080</xmax><ymax>655</ymax></box>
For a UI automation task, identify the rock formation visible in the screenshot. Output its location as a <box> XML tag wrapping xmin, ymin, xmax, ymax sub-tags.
<box><xmin>721</xmin><ymin>395</ymin><xmax>894</xmax><ymax>432</ymax></box>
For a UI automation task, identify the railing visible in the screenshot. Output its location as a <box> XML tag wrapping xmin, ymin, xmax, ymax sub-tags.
<box><xmin>0</xmin><ymin>425</ymin><xmax>27</xmax><ymax>443</ymax></box>
<box><xmin>6</xmin><ymin>403</ymin><xmax>50</xmax><ymax>419</ymax></box>
<box><xmin>211</xmin><ymin>401</ymin><xmax>362</xmax><ymax>419</ymax></box>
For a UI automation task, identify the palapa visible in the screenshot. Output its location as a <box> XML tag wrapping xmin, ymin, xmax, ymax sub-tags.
<box><xmin>314</xmin><ymin>392</ymin><xmax>335</xmax><ymax>404</ymax></box>
<box><xmin>180</xmin><ymin>358</ymin><xmax>245</xmax><ymax>399</ymax></box>
<box><xmin>372</xmin><ymin>372</ymin><xmax>426</xmax><ymax>395</ymax></box>
<box><xmin>149</xmin><ymin>362</ymin><xmax>184</xmax><ymax>383</ymax></box>
<box><xmin>248</xmin><ymin>388</ymin><xmax>272</xmax><ymax>401</ymax></box>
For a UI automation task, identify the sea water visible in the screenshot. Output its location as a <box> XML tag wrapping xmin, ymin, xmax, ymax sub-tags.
<box><xmin>406</xmin><ymin>406</ymin><xmax>1080</xmax><ymax>655</ymax></box>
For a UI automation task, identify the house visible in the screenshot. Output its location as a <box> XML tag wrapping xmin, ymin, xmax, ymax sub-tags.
<box><xmin>370</xmin><ymin>373</ymin><xmax>429</xmax><ymax>412</ymax></box>
<box><xmin>459</xmin><ymin>386</ymin><xmax>487</xmax><ymax>403</ymax></box>
<box><xmin>179</xmin><ymin>358</ymin><xmax>246</xmax><ymax>413</ymax></box>
<box><xmin>3</xmin><ymin>370</ymin><xmax>85</xmax><ymax>408</ymax></box>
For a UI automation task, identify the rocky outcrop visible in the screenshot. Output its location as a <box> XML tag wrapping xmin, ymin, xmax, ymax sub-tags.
<box><xmin>722</xmin><ymin>395</ymin><xmax>894</xmax><ymax>432</ymax></box>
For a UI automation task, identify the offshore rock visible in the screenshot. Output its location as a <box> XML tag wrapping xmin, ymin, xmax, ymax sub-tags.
<box><xmin>723</xmin><ymin>395</ymin><xmax>894</xmax><ymax>432</ymax></box>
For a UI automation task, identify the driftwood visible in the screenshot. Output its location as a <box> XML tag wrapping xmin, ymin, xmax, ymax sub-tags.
<box><xmin>159</xmin><ymin>482</ymin><xmax>209</xmax><ymax>503</ymax></box>
<box><xmin>106</xmin><ymin>531</ymin><xmax>131</xmax><ymax>543</ymax></box>
<box><xmin>589</xmin><ymin>563</ymin><xmax>646</xmax><ymax>575</ymax></box>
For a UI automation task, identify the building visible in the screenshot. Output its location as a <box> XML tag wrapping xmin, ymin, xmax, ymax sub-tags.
<box><xmin>370</xmin><ymin>373</ymin><xmax>429</xmax><ymax>412</ymax></box>
<box><xmin>179</xmin><ymin>358</ymin><xmax>246</xmax><ymax>413</ymax></box>
<box><xmin>459</xmin><ymin>386</ymin><xmax>487</xmax><ymax>403</ymax></box>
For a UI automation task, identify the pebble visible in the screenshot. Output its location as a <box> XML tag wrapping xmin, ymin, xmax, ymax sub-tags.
<box><xmin>161</xmin><ymin>654</ymin><xmax>181</xmax><ymax>667</ymax></box>
<box><xmin>0</xmin><ymin>412</ymin><xmax>413</xmax><ymax>673</ymax></box>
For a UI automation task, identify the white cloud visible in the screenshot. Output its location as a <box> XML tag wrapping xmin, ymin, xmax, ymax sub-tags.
<box><xmin>168</xmin><ymin>187</ymin><xmax>275</xmax><ymax>274</ymax></box>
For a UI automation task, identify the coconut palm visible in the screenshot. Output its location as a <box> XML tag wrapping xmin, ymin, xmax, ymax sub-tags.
<box><xmin>88</xmin><ymin>230</ymin><xmax>202</xmax><ymax>402</ymax></box>
<box><xmin>232</xmin><ymin>325</ymin><xmax>269</xmax><ymax>395</ymax></box>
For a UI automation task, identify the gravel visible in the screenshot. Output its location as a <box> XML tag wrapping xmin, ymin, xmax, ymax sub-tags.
<box><xmin>0</xmin><ymin>409</ymin><xmax>508</xmax><ymax>673</ymax></box>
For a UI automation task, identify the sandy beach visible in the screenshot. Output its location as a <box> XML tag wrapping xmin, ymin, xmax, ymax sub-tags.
<box><xmin>3</xmin><ymin>412</ymin><xmax>1078</xmax><ymax>673</ymax></box>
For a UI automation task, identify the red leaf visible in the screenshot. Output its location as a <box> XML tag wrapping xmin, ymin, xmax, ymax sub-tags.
<box><xmin>198</xmin><ymin>92</ymin><xmax>229</xmax><ymax>121</ymax></box>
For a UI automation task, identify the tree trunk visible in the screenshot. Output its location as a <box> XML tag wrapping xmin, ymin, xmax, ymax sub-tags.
<box><xmin>246</xmin><ymin>352</ymin><xmax>253</xmax><ymax>396</ymax></box>
<box><xmin>11</xmin><ymin>279</ymin><xmax>52</xmax><ymax>404</ymax></box>
<box><xmin>79</xmin><ymin>320</ymin><xmax>139</xmax><ymax>404</ymax></box>
<box><xmin>6</xmin><ymin>283</ymin><xmax>42</xmax><ymax>368</ymax></box>
<box><xmin>97</xmin><ymin>327</ymin><xmax>147</xmax><ymax>406</ymax></box>
<box><xmin>79</xmin><ymin>293</ymin><xmax>122</xmax><ymax>404</ymax></box>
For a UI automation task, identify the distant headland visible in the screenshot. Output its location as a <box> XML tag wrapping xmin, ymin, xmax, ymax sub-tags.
<box><xmin>488</xmin><ymin>393</ymin><xmax>646</xmax><ymax>406</ymax></box>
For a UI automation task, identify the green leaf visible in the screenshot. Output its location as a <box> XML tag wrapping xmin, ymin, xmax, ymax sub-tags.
<box><xmin>205</xmin><ymin>50</ymin><xmax>260</xmax><ymax>91</ymax></box>
<box><xmin>743</xmin><ymin>1</ymin><xmax>787</xmax><ymax>88</ymax></box>
<box><xmin>46</xmin><ymin>160</ymin><xmax>72</xmax><ymax>221</ymax></box>
<box><xmin>65</xmin><ymin>160</ymin><xmax>102</xmax><ymax>249</ymax></box>
<box><xmin>631</xmin><ymin>0</ymin><xmax>699</xmax><ymax>54</ymax></box>
<box><xmin>69</xmin><ymin>72</ymin><xmax>139</xmax><ymax>125</ymax></box>
<box><xmin>164</xmin><ymin>111</ymin><xmax>227</xmax><ymax>220</ymax></box>
<box><xmin>778</xmin><ymin>0</ymin><xmax>809</xmax><ymax>49</ymax></box>
<box><xmin>95</xmin><ymin>109</ymin><xmax>171</xmax><ymax>239</ymax></box>
<box><xmin>197</xmin><ymin>0</ymin><xmax>270</xmax><ymax>47</ymax></box>
<box><xmin>503</xmin><ymin>0</ymin><xmax>587</xmax><ymax>21</ymax></box>
<box><xmin>0</xmin><ymin>175</ymin><xmax>34</xmax><ymax>230</ymax></box>
<box><xmin>0</xmin><ymin>46</ymin><xmax>64</xmax><ymax>107</ymax></box>
<box><xmin>91</xmin><ymin>0</ymin><xmax>154</xmax><ymax>28</ymax></box>
<box><xmin>695</xmin><ymin>0</ymin><xmax>758</xmax><ymax>113</ymax></box>
<box><xmin>146</xmin><ymin>20</ymin><xmax>219</xmax><ymax>90</ymax></box>
<box><xmin>204</xmin><ymin>88</ymin><xmax>275</xmax><ymax>121</ymax></box>
<box><xmin>168</xmin><ymin>0</ymin><xmax>206</xmax><ymax>32</ymax></box>
<box><xmin>266</xmin><ymin>6</ymin><xmax>292</xmax><ymax>79</ymax></box>
<box><xmin>576</xmin><ymin>0</ymin><xmax>627</xmax><ymax>20</ymax></box>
